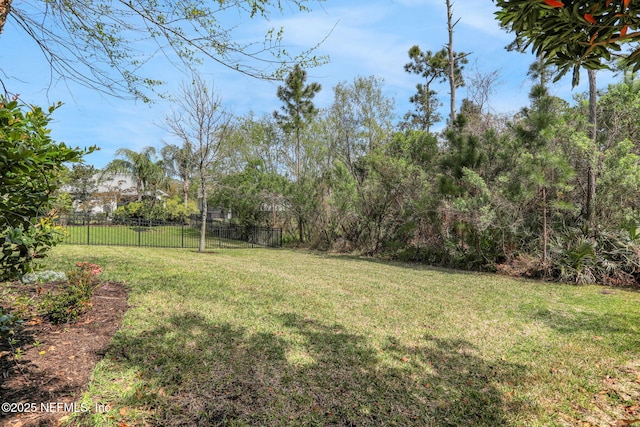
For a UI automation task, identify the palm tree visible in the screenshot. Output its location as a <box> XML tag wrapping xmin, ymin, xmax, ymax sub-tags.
<box><xmin>105</xmin><ymin>146</ymin><xmax>165</xmax><ymax>201</ymax></box>
<box><xmin>161</xmin><ymin>143</ymin><xmax>194</xmax><ymax>207</ymax></box>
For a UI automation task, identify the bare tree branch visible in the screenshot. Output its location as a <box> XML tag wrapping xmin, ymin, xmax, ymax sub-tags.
<box><xmin>164</xmin><ymin>74</ymin><xmax>233</xmax><ymax>252</ymax></box>
<box><xmin>3</xmin><ymin>0</ymin><xmax>326</xmax><ymax>100</ymax></box>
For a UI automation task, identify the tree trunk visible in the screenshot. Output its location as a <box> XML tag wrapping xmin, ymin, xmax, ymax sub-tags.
<box><xmin>136</xmin><ymin>177</ymin><xmax>144</xmax><ymax>201</ymax></box>
<box><xmin>183</xmin><ymin>178</ymin><xmax>189</xmax><ymax>208</ymax></box>
<box><xmin>298</xmin><ymin>215</ymin><xmax>304</xmax><ymax>243</ymax></box>
<box><xmin>542</xmin><ymin>186</ymin><xmax>548</xmax><ymax>266</ymax></box>
<box><xmin>585</xmin><ymin>69</ymin><xmax>597</xmax><ymax>226</ymax></box>
<box><xmin>0</xmin><ymin>0</ymin><xmax>11</xmax><ymax>35</ymax></box>
<box><xmin>296</xmin><ymin>129</ymin><xmax>301</xmax><ymax>184</ymax></box>
<box><xmin>199</xmin><ymin>173</ymin><xmax>207</xmax><ymax>253</ymax></box>
<box><xmin>446</xmin><ymin>0</ymin><xmax>457</xmax><ymax>123</ymax></box>
<box><xmin>296</xmin><ymin>121</ymin><xmax>303</xmax><ymax>242</ymax></box>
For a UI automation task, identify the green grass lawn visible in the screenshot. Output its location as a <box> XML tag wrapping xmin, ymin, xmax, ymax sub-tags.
<box><xmin>39</xmin><ymin>246</ymin><xmax>640</xmax><ymax>426</ymax></box>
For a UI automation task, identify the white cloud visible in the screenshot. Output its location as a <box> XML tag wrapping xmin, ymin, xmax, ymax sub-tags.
<box><xmin>3</xmin><ymin>0</ymin><xmax>622</xmax><ymax>169</ymax></box>
<box><xmin>455</xmin><ymin>0</ymin><xmax>511</xmax><ymax>40</ymax></box>
<box><xmin>267</xmin><ymin>2</ymin><xmax>423</xmax><ymax>101</ymax></box>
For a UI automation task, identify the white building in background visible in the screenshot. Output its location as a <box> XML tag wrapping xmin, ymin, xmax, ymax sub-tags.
<box><xmin>65</xmin><ymin>172</ymin><xmax>168</xmax><ymax>215</ymax></box>
<box><xmin>90</xmin><ymin>173</ymin><xmax>138</xmax><ymax>214</ymax></box>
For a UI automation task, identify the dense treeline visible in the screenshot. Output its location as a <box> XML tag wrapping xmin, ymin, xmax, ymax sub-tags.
<box><xmin>204</xmin><ymin>68</ymin><xmax>640</xmax><ymax>286</ymax></box>
<box><xmin>59</xmin><ymin>65</ymin><xmax>640</xmax><ymax>287</ymax></box>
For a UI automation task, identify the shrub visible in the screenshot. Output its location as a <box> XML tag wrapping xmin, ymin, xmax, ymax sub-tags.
<box><xmin>113</xmin><ymin>199</ymin><xmax>173</xmax><ymax>221</ymax></box>
<box><xmin>1</xmin><ymin>218</ymin><xmax>68</xmax><ymax>281</ymax></box>
<box><xmin>40</xmin><ymin>262</ymin><xmax>103</xmax><ymax>324</ymax></box>
<box><xmin>113</xmin><ymin>201</ymin><xmax>146</xmax><ymax>220</ymax></box>
<box><xmin>165</xmin><ymin>198</ymin><xmax>199</xmax><ymax>223</ymax></box>
<box><xmin>0</xmin><ymin>307</ymin><xmax>22</xmax><ymax>340</ymax></box>
<box><xmin>547</xmin><ymin>227</ymin><xmax>640</xmax><ymax>286</ymax></box>
<box><xmin>0</xmin><ymin>97</ymin><xmax>93</xmax><ymax>281</ymax></box>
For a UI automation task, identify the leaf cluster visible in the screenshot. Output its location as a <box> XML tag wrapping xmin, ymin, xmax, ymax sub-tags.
<box><xmin>0</xmin><ymin>98</ymin><xmax>92</xmax><ymax>280</ymax></box>
<box><xmin>40</xmin><ymin>262</ymin><xmax>102</xmax><ymax>324</ymax></box>
<box><xmin>403</xmin><ymin>45</ymin><xmax>467</xmax><ymax>130</ymax></box>
<box><xmin>495</xmin><ymin>0</ymin><xmax>640</xmax><ymax>85</ymax></box>
<box><xmin>274</xmin><ymin>64</ymin><xmax>322</xmax><ymax>135</ymax></box>
<box><xmin>105</xmin><ymin>146</ymin><xmax>166</xmax><ymax>196</ymax></box>
<box><xmin>212</xmin><ymin>159</ymin><xmax>289</xmax><ymax>228</ymax></box>
<box><xmin>0</xmin><ymin>307</ymin><xmax>22</xmax><ymax>340</ymax></box>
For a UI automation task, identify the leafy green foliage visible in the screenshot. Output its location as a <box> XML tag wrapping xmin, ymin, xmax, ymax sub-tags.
<box><xmin>274</xmin><ymin>64</ymin><xmax>322</xmax><ymax>184</ymax></box>
<box><xmin>40</xmin><ymin>286</ymin><xmax>89</xmax><ymax>324</ymax></box>
<box><xmin>161</xmin><ymin>143</ymin><xmax>195</xmax><ymax>207</ymax></box>
<box><xmin>212</xmin><ymin>160</ymin><xmax>288</xmax><ymax>228</ymax></box>
<box><xmin>66</xmin><ymin>163</ymin><xmax>99</xmax><ymax>212</ymax></box>
<box><xmin>597</xmin><ymin>71</ymin><xmax>640</xmax><ymax>147</ymax></box>
<box><xmin>439</xmin><ymin>115</ymin><xmax>486</xmax><ymax>197</ymax></box>
<box><xmin>112</xmin><ymin>199</ymin><xmax>171</xmax><ymax>221</ymax></box>
<box><xmin>0</xmin><ymin>307</ymin><xmax>22</xmax><ymax>340</ymax></box>
<box><xmin>105</xmin><ymin>146</ymin><xmax>166</xmax><ymax>201</ymax></box>
<box><xmin>598</xmin><ymin>138</ymin><xmax>640</xmax><ymax>226</ymax></box>
<box><xmin>1</xmin><ymin>219</ymin><xmax>68</xmax><ymax>281</ymax></box>
<box><xmin>40</xmin><ymin>262</ymin><xmax>102</xmax><ymax>324</ymax></box>
<box><xmin>549</xmin><ymin>228</ymin><xmax>640</xmax><ymax>286</ymax></box>
<box><xmin>274</xmin><ymin>64</ymin><xmax>322</xmax><ymax>139</ymax></box>
<box><xmin>403</xmin><ymin>45</ymin><xmax>467</xmax><ymax>131</ymax></box>
<box><xmin>164</xmin><ymin>198</ymin><xmax>199</xmax><ymax>223</ymax></box>
<box><xmin>495</xmin><ymin>0</ymin><xmax>640</xmax><ymax>85</ymax></box>
<box><xmin>0</xmin><ymin>97</ymin><xmax>92</xmax><ymax>281</ymax></box>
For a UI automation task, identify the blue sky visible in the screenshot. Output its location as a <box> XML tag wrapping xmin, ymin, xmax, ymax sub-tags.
<box><xmin>1</xmin><ymin>0</ymin><xmax>619</xmax><ymax>168</ymax></box>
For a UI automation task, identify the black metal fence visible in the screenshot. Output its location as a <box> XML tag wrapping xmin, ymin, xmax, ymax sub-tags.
<box><xmin>56</xmin><ymin>213</ymin><xmax>282</xmax><ymax>249</ymax></box>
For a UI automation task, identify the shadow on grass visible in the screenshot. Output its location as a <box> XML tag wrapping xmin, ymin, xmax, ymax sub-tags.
<box><xmin>303</xmin><ymin>250</ymin><xmax>640</xmax><ymax>292</ymax></box>
<box><xmin>81</xmin><ymin>311</ymin><xmax>535</xmax><ymax>426</ymax></box>
<box><xmin>531</xmin><ymin>308</ymin><xmax>640</xmax><ymax>352</ymax></box>
<box><xmin>300</xmin><ymin>249</ymin><xmax>493</xmax><ymax>278</ymax></box>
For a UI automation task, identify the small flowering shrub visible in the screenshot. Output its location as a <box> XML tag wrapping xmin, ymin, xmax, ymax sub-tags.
<box><xmin>70</xmin><ymin>262</ymin><xmax>103</xmax><ymax>293</ymax></box>
<box><xmin>40</xmin><ymin>261</ymin><xmax>103</xmax><ymax>324</ymax></box>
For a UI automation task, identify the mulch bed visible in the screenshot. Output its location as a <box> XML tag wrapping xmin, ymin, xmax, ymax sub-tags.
<box><xmin>0</xmin><ymin>280</ymin><xmax>128</xmax><ymax>427</ymax></box>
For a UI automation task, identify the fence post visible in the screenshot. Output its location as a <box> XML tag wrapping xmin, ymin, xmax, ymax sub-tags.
<box><xmin>181</xmin><ymin>222</ymin><xmax>185</xmax><ymax>248</ymax></box>
<box><xmin>138</xmin><ymin>217</ymin><xmax>141</xmax><ymax>247</ymax></box>
<box><xmin>86</xmin><ymin>213</ymin><xmax>90</xmax><ymax>245</ymax></box>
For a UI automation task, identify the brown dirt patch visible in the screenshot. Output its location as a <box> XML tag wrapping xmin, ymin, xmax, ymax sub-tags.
<box><xmin>0</xmin><ymin>280</ymin><xmax>128</xmax><ymax>427</ymax></box>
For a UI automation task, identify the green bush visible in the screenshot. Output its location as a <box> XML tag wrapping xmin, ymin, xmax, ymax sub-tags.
<box><xmin>1</xmin><ymin>218</ymin><xmax>68</xmax><ymax>281</ymax></box>
<box><xmin>0</xmin><ymin>307</ymin><xmax>22</xmax><ymax>340</ymax></box>
<box><xmin>548</xmin><ymin>227</ymin><xmax>640</xmax><ymax>286</ymax></box>
<box><xmin>40</xmin><ymin>287</ymin><xmax>90</xmax><ymax>324</ymax></box>
<box><xmin>40</xmin><ymin>262</ymin><xmax>102</xmax><ymax>324</ymax></box>
<box><xmin>113</xmin><ymin>201</ymin><xmax>146</xmax><ymax>220</ymax></box>
<box><xmin>164</xmin><ymin>198</ymin><xmax>199</xmax><ymax>223</ymax></box>
<box><xmin>0</xmin><ymin>97</ymin><xmax>92</xmax><ymax>281</ymax></box>
<box><xmin>113</xmin><ymin>199</ymin><xmax>178</xmax><ymax>221</ymax></box>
